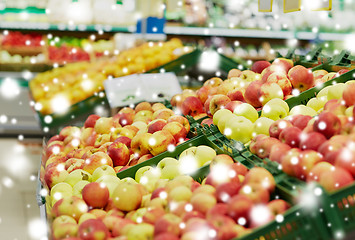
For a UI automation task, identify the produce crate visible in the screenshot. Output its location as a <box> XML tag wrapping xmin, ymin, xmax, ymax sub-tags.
<box><xmin>320</xmin><ymin>183</ymin><xmax>355</xmax><ymax>239</ymax></box>
<box><xmin>116</xmin><ymin>125</ymin><xmax>330</xmax><ymax>240</ymax></box>
<box><xmin>285</xmin><ymin>51</ymin><xmax>355</xmax><ymax>109</ymax></box>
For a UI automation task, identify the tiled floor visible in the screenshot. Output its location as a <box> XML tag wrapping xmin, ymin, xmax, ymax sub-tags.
<box><xmin>0</xmin><ymin>138</ymin><xmax>46</xmax><ymax>240</ymax></box>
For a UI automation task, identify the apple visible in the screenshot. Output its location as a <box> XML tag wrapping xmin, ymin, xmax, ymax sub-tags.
<box><xmin>288</xmin><ymin>65</ymin><xmax>314</xmax><ymax>92</ymax></box>
<box><xmin>154</xmin><ymin>213</ymin><xmax>182</xmax><ymax>237</ymax></box>
<box><xmin>60</xmin><ymin>126</ymin><xmax>81</xmax><ymax>140</ymax></box>
<box><xmin>213</xmin><ymin>108</ymin><xmax>233</xmax><ymax>126</ymax></box>
<box><xmin>306</xmin><ymin>98</ymin><xmax>326</xmax><ymax>112</ymax></box>
<box><xmin>334</xmin><ymin>146</ymin><xmax>355</xmax><ymax>176</ymax></box>
<box><xmin>179</xmin><ymin>145</ymin><xmax>217</xmax><ymax>169</ymax></box>
<box><xmin>207</xmin><ymin>94</ymin><xmax>231</xmax><ymax>116</ymax></box>
<box><xmin>228</xmin><ymin>69</ymin><xmax>242</xmax><ymax>78</ymax></box>
<box><xmin>152</xmin><ymin>103</ymin><xmax>167</xmax><ymax>112</ymax></box>
<box><xmin>294</xmin><ymin>150</ymin><xmax>323</xmax><ymax>180</ymax></box>
<box><xmin>147</xmin><ymin>130</ymin><xmax>176</xmax><ymax>156</ymax></box>
<box><xmin>94</xmin><ymin>117</ymin><xmax>114</xmax><ymax>135</ymax></box>
<box><xmin>190</xmin><ymin>192</ymin><xmax>217</xmax><ymax>214</ymax></box>
<box><xmin>272</xmin><ymin>58</ymin><xmax>294</xmax><ymax>72</ymax></box>
<box><xmin>319</xmin><ymin>167</ymin><xmax>354</xmax><ymax>192</ymax></box>
<box><xmin>169</xmin><ymin>185</ymin><xmax>193</xmax><ymax>202</ymax></box>
<box><xmin>261</xmin><ymin>104</ymin><xmax>288</xmax><ymax>121</ymax></box>
<box><xmin>281</xmin><ymin>148</ymin><xmax>302</xmax><ymax>177</ymax></box>
<box><xmin>299</xmin><ymin>131</ymin><xmax>327</xmax><ymax>151</ymax></box>
<box><xmin>244</xmin><ymin>80</ymin><xmax>263</xmax><ymax>107</ymax></box>
<box><xmin>204</xmin><ymin>77</ymin><xmax>223</xmax><ymax>87</ymax></box>
<box><xmin>112</xmin><ymin>182</ymin><xmax>143</xmax><ymax>211</ymax></box>
<box><xmin>91</xmin><ymin>165</ymin><xmax>116</xmax><ymax>182</ymax></box>
<box><xmin>269</xmin><ymin>143</ymin><xmax>291</xmax><ymax>163</ymax></box>
<box><xmin>343</xmin><ymin>82</ymin><xmax>355</xmax><ymax>106</ymax></box>
<box><xmin>50</xmin><ymin>182</ymin><xmax>73</xmax><ymax>206</ymax></box>
<box><xmin>248</xmin><ymin>204</ymin><xmax>274</xmax><ymax>228</ymax></box>
<box><xmin>251</xmin><ymin>61</ymin><xmax>271</xmax><ymax>74</ymax></box>
<box><xmin>268</xmin><ymin>199</ymin><xmax>290</xmax><ymax>216</ymax></box>
<box><xmin>327</xmin><ymin>83</ymin><xmax>346</xmax><ymax>100</ymax></box>
<box><xmin>279</xmin><ymin>127</ymin><xmax>302</xmax><ymax>148</ymax></box>
<box><xmin>216</xmin><ymin>181</ymin><xmax>241</xmax><ymax>203</ymax></box>
<box><xmin>196</xmin><ymin>85</ymin><xmax>212</xmax><ymax>104</ymax></box>
<box><xmin>78</xmin><ymin>219</ymin><xmax>110</xmax><ymax>240</ymax></box>
<box><xmin>52</xmin><ymin>196</ymin><xmax>88</xmax><ymax>221</ymax></box>
<box><xmin>133</xmin><ymin>110</ymin><xmax>153</xmax><ymax>123</ymax></box>
<box><xmin>82</xmin><ymin>182</ymin><xmax>109</xmax><ymax>208</ymax></box>
<box><xmin>135</xmin><ymin>101</ymin><xmax>153</xmax><ymax>112</ymax></box>
<box><xmin>167</xmin><ymin>115</ymin><xmax>191</xmax><ymax>133</ymax></box>
<box><xmin>223</xmin><ymin>115</ymin><xmax>254</xmax><ymax>144</ymax></box>
<box><xmin>239</xmin><ymin>183</ymin><xmax>270</xmax><ymax>203</ymax></box>
<box><xmin>244</xmin><ymin>167</ymin><xmax>275</xmax><ymax>192</ymax></box>
<box><xmin>107</xmin><ymin>142</ymin><xmax>130</xmax><ymax>167</ymax></box>
<box><xmin>252</xmin><ymin>117</ymin><xmax>274</xmax><ymax>136</ymax></box>
<box><xmin>153</xmin><ymin>108</ymin><xmax>175</xmax><ymax>121</ymax></box>
<box><xmin>44</xmin><ymin>164</ymin><xmax>69</xmax><ymax>189</ymax></box>
<box><xmin>78</xmin><ymin>213</ymin><xmax>97</xmax><ymax>225</ymax></box>
<box><xmin>323</xmin><ymin>99</ymin><xmax>346</xmax><ymax>116</ymax></box>
<box><xmin>259</xmin><ymin>82</ymin><xmax>284</xmax><ymax>106</ymax></box>
<box><xmin>131</xmin><ymin>132</ymin><xmax>152</xmax><ymax>157</ymax></box>
<box><xmin>233</xmin><ymin>102</ymin><xmax>258</xmax><ymax>123</ymax></box>
<box><xmin>307</xmin><ymin>162</ymin><xmax>334</xmax><ymax>182</ymax></box>
<box><xmin>83</xmin><ymin>152</ymin><xmax>113</xmax><ymax>174</ymax></box>
<box><xmin>126</xmin><ymin>223</ymin><xmax>154</xmax><ymax>240</ymax></box>
<box><xmin>84</xmin><ymin>115</ymin><xmax>101</xmax><ymax>128</ymax></box>
<box><xmin>119</xmin><ymin>125</ymin><xmax>139</xmax><ymax>139</ymax></box>
<box><xmin>318</xmin><ymin>135</ymin><xmax>349</xmax><ymax>164</ymax></box>
<box><xmin>52</xmin><ymin>216</ymin><xmax>78</xmax><ymax>239</ymax></box>
<box><xmin>210</xmin><ymin>154</ymin><xmax>234</xmax><ymax>167</ymax></box>
<box><xmin>180</xmin><ymin>96</ymin><xmax>204</xmax><ymax>117</ymax></box>
<box><xmin>266</xmin><ymin>72</ymin><xmax>292</xmax><ymax>96</ymax></box>
<box><xmin>170</xmin><ymin>93</ymin><xmax>183</xmax><ymax>108</ymax></box>
<box><xmin>254</xmin><ymin>137</ymin><xmax>280</xmax><ymax>159</ymax></box>
<box><xmin>290</xmin><ymin>115</ymin><xmax>313</xmax><ymax>130</ymax></box>
<box><xmin>96</xmin><ymin>175</ymin><xmax>121</xmax><ymax>198</ymax></box>
<box><xmin>269</xmin><ymin>119</ymin><xmax>293</xmax><ymax>138</ymax></box>
<box><xmin>45</xmin><ymin>141</ymin><xmax>64</xmax><ymax>160</ymax></box>
<box><xmin>313</xmin><ymin>111</ymin><xmax>341</xmax><ymax>139</ymax></box>
<box><xmin>64</xmin><ymin>169</ymin><xmax>92</xmax><ymax>187</ymax></box>
<box><xmin>147</xmin><ymin>119</ymin><xmax>167</xmax><ymax>133</ymax></box>
<box><xmin>227</xmin><ymin>195</ymin><xmax>253</xmax><ymax>224</ymax></box>
<box><xmin>162</xmin><ymin>122</ymin><xmax>188</xmax><ymax>142</ymax></box>
<box><xmin>47</xmin><ymin>134</ymin><xmax>64</xmax><ymax>145</ymax></box>
<box><xmin>142</xmin><ymin>207</ymin><xmax>165</xmax><ymax>225</ymax></box>
<box><xmin>45</xmin><ymin>153</ymin><xmax>67</xmax><ymax>169</ymax></box>
<box><xmin>137</xmin><ymin>153</ymin><xmax>154</xmax><ymax>164</ymax></box>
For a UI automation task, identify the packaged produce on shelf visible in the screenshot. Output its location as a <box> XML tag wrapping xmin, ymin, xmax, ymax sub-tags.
<box><xmin>29</xmin><ymin>38</ymin><xmax>185</xmax><ymax>115</ymax></box>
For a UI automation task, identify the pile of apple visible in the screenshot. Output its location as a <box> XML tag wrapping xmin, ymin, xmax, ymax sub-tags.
<box><xmin>170</xmin><ymin>58</ymin><xmax>348</xmax><ymax>125</ymax></box>
<box><xmin>30</xmin><ymin>38</ymin><xmax>185</xmax><ymax>115</ymax></box>
<box><xmin>41</xmin><ymin>101</ymin><xmax>192</xmax><ymax>191</ymax></box>
<box><xmin>248</xmin><ymin>81</ymin><xmax>355</xmax><ymax>193</ymax></box>
<box><xmin>48</xmin><ymin>145</ymin><xmax>290</xmax><ymax>240</ymax></box>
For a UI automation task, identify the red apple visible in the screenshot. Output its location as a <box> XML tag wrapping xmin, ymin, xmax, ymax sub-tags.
<box><xmin>181</xmin><ymin>96</ymin><xmax>204</xmax><ymax>117</ymax></box>
<box><xmin>135</xmin><ymin>101</ymin><xmax>153</xmax><ymax>112</ymax></box>
<box><xmin>224</xmin><ymin>101</ymin><xmax>242</xmax><ymax>112</ymax></box>
<box><xmin>244</xmin><ymin>80</ymin><xmax>263</xmax><ymax>108</ymax></box>
<box><xmin>227</xmin><ymin>195</ymin><xmax>253</xmax><ymax>224</ymax></box>
<box><xmin>82</xmin><ymin>182</ymin><xmax>109</xmax><ymax>209</ymax></box>
<box><xmin>167</xmin><ymin>115</ymin><xmax>191</xmax><ymax>133</ymax></box>
<box><xmin>291</xmin><ymin>115</ymin><xmax>313</xmax><ymax>130</ymax></box>
<box><xmin>227</xmin><ymin>69</ymin><xmax>242</xmax><ymax>78</ymax></box>
<box><xmin>162</xmin><ymin>121</ymin><xmax>188</xmax><ymax>142</ymax></box>
<box><xmin>239</xmin><ymin>183</ymin><xmax>270</xmax><ymax>204</ymax></box>
<box><xmin>288</xmin><ymin>65</ymin><xmax>314</xmax><ymax>92</ymax></box>
<box><xmin>83</xmin><ymin>152</ymin><xmax>113</xmax><ymax>174</ymax></box>
<box><xmin>227</xmin><ymin>88</ymin><xmax>245</xmax><ymax>102</ymax></box>
<box><xmin>107</xmin><ymin>142</ymin><xmax>130</xmax><ymax>166</ymax></box>
<box><xmin>307</xmin><ymin>162</ymin><xmax>333</xmax><ymax>182</ymax></box>
<box><xmin>113</xmin><ymin>136</ymin><xmax>131</xmax><ymax>147</ymax></box>
<box><xmin>84</xmin><ymin>115</ymin><xmax>101</xmax><ymax>128</ymax></box>
<box><xmin>78</xmin><ymin>219</ymin><xmax>110</xmax><ymax>240</ymax></box>
<box><xmin>52</xmin><ymin>196</ymin><xmax>88</xmax><ymax>221</ymax></box>
<box><xmin>268</xmin><ymin>199</ymin><xmax>290</xmax><ymax>216</ymax></box>
<box><xmin>196</xmin><ymin>85</ymin><xmax>212</xmax><ymax>104</ymax></box>
<box><xmin>334</xmin><ymin>146</ymin><xmax>355</xmax><ymax>176</ymax></box>
<box><xmin>216</xmin><ymin>182</ymin><xmax>241</xmax><ymax>203</ymax></box>
<box><xmin>206</xmin><ymin>203</ymin><xmax>228</xmax><ymax>220</ymax></box>
<box><xmin>154</xmin><ymin>213</ymin><xmax>182</xmax><ymax>237</ymax></box>
<box><xmin>208</xmin><ymin>94</ymin><xmax>231</xmax><ymax>116</ymax></box>
<box><xmin>269</xmin><ymin>143</ymin><xmax>291</xmax><ymax>163</ymax></box>
<box><xmin>269</xmin><ymin>119</ymin><xmax>293</xmax><ymax>139</ymax></box>
<box><xmin>281</xmin><ymin>148</ymin><xmax>302</xmax><ymax>177</ymax></box>
<box><xmin>279</xmin><ymin>127</ymin><xmax>302</xmax><ymax>148</ymax></box>
<box><xmin>272</xmin><ymin>58</ymin><xmax>294</xmax><ymax>73</ymax></box>
<box><xmin>319</xmin><ymin>167</ymin><xmax>354</xmax><ymax>192</ymax></box>
<box><xmin>299</xmin><ymin>131</ymin><xmax>327</xmax><ymax>151</ymax></box>
<box><xmin>266</xmin><ymin>72</ymin><xmax>292</xmax><ymax>96</ymax></box>
<box><xmin>251</xmin><ymin>61</ymin><xmax>271</xmax><ymax>74</ymax></box>
<box><xmin>243</xmin><ymin>167</ymin><xmax>275</xmax><ymax>192</ymax></box>
<box><xmin>313</xmin><ymin>111</ymin><xmax>341</xmax><ymax>139</ymax></box>
<box><xmin>294</xmin><ymin>150</ymin><xmax>323</xmax><ymax>180</ymax></box>
<box><xmin>343</xmin><ymin>82</ymin><xmax>355</xmax><ymax>106</ymax></box>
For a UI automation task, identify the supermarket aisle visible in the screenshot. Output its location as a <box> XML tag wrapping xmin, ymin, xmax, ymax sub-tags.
<box><xmin>0</xmin><ymin>138</ymin><xmax>45</xmax><ymax>240</ymax></box>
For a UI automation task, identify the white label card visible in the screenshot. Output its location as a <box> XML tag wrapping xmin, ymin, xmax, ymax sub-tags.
<box><xmin>284</xmin><ymin>0</ymin><xmax>301</xmax><ymax>13</ymax></box>
<box><xmin>104</xmin><ymin>73</ymin><xmax>182</xmax><ymax>108</ymax></box>
<box><xmin>310</xmin><ymin>0</ymin><xmax>332</xmax><ymax>11</ymax></box>
<box><xmin>259</xmin><ymin>0</ymin><xmax>273</xmax><ymax>12</ymax></box>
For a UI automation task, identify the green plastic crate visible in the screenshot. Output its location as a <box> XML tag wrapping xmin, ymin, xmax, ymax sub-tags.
<box><xmin>320</xmin><ymin>183</ymin><xmax>355</xmax><ymax>239</ymax></box>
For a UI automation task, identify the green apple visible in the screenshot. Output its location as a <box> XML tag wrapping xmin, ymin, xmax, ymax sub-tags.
<box><xmin>92</xmin><ymin>165</ymin><xmax>116</xmax><ymax>182</ymax></box>
<box><xmin>345</xmin><ymin>80</ymin><xmax>355</xmax><ymax>85</ymax></box>
<box><xmin>289</xmin><ymin>105</ymin><xmax>317</xmax><ymax>116</ymax></box>
<box><xmin>157</xmin><ymin>157</ymin><xmax>179</xmax><ymax>169</ymax></box>
<box><xmin>64</xmin><ymin>169</ymin><xmax>92</xmax><ymax>187</ymax></box>
<box><xmin>224</xmin><ymin>116</ymin><xmax>253</xmax><ymax>144</ymax></box>
<box><xmin>72</xmin><ymin>180</ymin><xmax>90</xmax><ymax>198</ymax></box>
<box><xmin>233</xmin><ymin>103</ymin><xmax>258</xmax><ymax>122</ymax></box>
<box><xmin>252</xmin><ymin>117</ymin><xmax>274</xmax><ymax>137</ymax></box>
<box><xmin>195</xmin><ymin>145</ymin><xmax>217</xmax><ymax>167</ymax></box>
<box><xmin>214</xmin><ymin>109</ymin><xmax>233</xmax><ymax>126</ymax></box>
<box><xmin>317</xmin><ymin>86</ymin><xmax>331</xmax><ymax>100</ymax></box>
<box><xmin>121</xmin><ymin>177</ymin><xmax>137</xmax><ymax>184</ymax></box>
<box><xmin>78</xmin><ymin>213</ymin><xmax>96</xmax><ymax>225</ymax></box>
<box><xmin>261</xmin><ymin>105</ymin><xmax>288</xmax><ymax>121</ymax></box>
<box><xmin>327</xmin><ymin>83</ymin><xmax>346</xmax><ymax>100</ymax></box>
<box><xmin>135</xmin><ymin>166</ymin><xmax>153</xmax><ymax>183</ymax></box>
<box><xmin>264</xmin><ymin>98</ymin><xmax>289</xmax><ymax>113</ymax></box>
<box><xmin>160</xmin><ymin>164</ymin><xmax>180</xmax><ymax>180</ymax></box>
<box><xmin>126</xmin><ymin>223</ymin><xmax>154</xmax><ymax>240</ymax></box>
<box><xmin>345</xmin><ymin>106</ymin><xmax>354</xmax><ymax>117</ymax></box>
<box><xmin>96</xmin><ymin>175</ymin><xmax>121</xmax><ymax>197</ymax></box>
<box><xmin>306</xmin><ymin>98</ymin><xmax>325</xmax><ymax>112</ymax></box>
<box><xmin>169</xmin><ymin>185</ymin><xmax>192</xmax><ymax>202</ymax></box>
<box><xmin>140</xmin><ymin>168</ymin><xmax>161</xmax><ymax>192</ymax></box>
<box><xmin>50</xmin><ymin>182</ymin><xmax>73</xmax><ymax>206</ymax></box>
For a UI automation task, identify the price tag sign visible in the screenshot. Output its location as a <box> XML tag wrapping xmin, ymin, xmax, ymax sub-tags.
<box><xmin>311</xmin><ymin>0</ymin><xmax>332</xmax><ymax>11</ymax></box>
<box><xmin>258</xmin><ymin>0</ymin><xmax>273</xmax><ymax>12</ymax></box>
<box><xmin>284</xmin><ymin>0</ymin><xmax>301</xmax><ymax>13</ymax></box>
<box><xmin>104</xmin><ymin>72</ymin><xmax>181</xmax><ymax>108</ymax></box>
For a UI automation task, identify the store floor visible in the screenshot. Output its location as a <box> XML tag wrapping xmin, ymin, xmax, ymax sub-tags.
<box><xmin>0</xmin><ymin>138</ymin><xmax>46</xmax><ymax>240</ymax></box>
